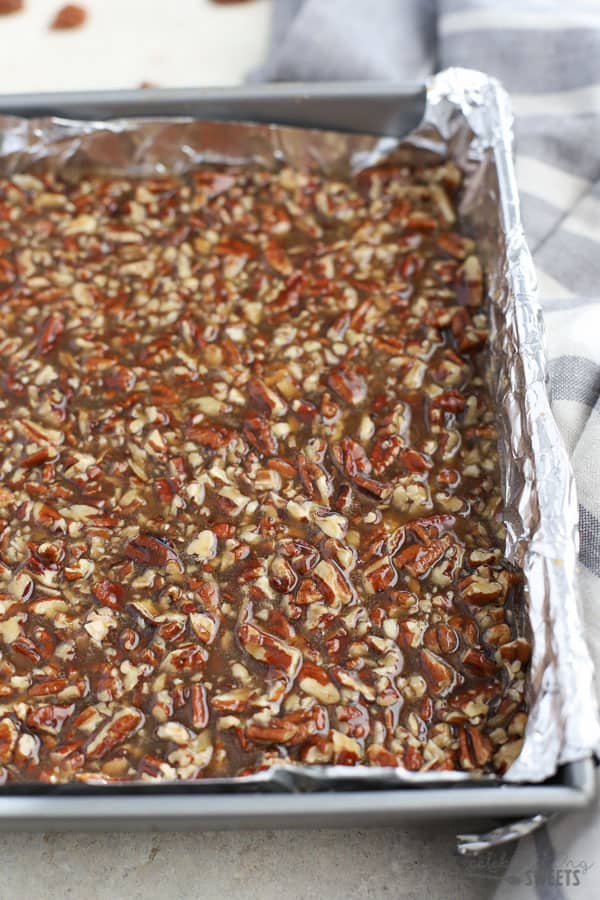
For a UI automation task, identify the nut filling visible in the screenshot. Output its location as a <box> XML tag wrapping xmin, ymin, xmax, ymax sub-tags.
<box><xmin>0</xmin><ymin>161</ymin><xmax>529</xmax><ymax>782</ymax></box>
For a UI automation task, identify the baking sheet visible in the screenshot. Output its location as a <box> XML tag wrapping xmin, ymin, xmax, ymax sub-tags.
<box><xmin>0</xmin><ymin>67</ymin><xmax>597</xmax><ymax>787</ymax></box>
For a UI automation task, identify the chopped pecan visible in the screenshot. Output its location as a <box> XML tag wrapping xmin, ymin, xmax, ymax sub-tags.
<box><xmin>423</xmin><ymin>624</ymin><xmax>460</xmax><ymax>655</ymax></box>
<box><xmin>26</xmin><ymin>704</ymin><xmax>74</xmax><ymax>737</ymax></box>
<box><xmin>370</xmin><ymin>433</ymin><xmax>403</xmax><ymax>475</ymax></box>
<box><xmin>247</xmin><ymin>377</ymin><xmax>287</xmax><ymax>418</ymax></box>
<box><xmin>337</xmin><ymin>436</ymin><xmax>372</xmax><ymax>476</ymax></box>
<box><xmin>395</xmin><ymin>537</ymin><xmax>450</xmax><ymax>578</ymax></box>
<box><xmin>243</xmin><ymin>415</ymin><xmax>278</xmax><ymax>456</ymax></box>
<box><xmin>86</xmin><ymin>709</ymin><xmax>143</xmax><ymax>761</ymax></box>
<box><xmin>0</xmin><ymin>719</ymin><xmax>18</xmax><ymax>764</ymax></box>
<box><xmin>462</xmin><ymin>647</ymin><xmax>497</xmax><ymax>677</ymax></box>
<box><xmin>458</xmin><ymin>723</ymin><xmax>493</xmax><ymax>769</ymax></box>
<box><xmin>299</xmin><ymin>663</ymin><xmax>341</xmax><ymax>704</ymax></box>
<box><xmin>313</xmin><ymin>559</ymin><xmax>354</xmax><ymax>607</ymax></box>
<box><xmin>499</xmin><ymin>638</ymin><xmax>531</xmax><ymax>663</ymax></box>
<box><xmin>187</xmin><ymin>423</ymin><xmax>236</xmax><ymax>449</ymax></box>
<box><xmin>124</xmin><ymin>535</ymin><xmax>182</xmax><ymax>571</ymax></box>
<box><xmin>92</xmin><ymin>580</ymin><xmax>124</xmax><ymax>610</ymax></box>
<box><xmin>246</xmin><ymin>720</ymin><xmax>298</xmax><ymax>744</ymax></box>
<box><xmin>459</xmin><ymin>576</ymin><xmax>504</xmax><ymax>605</ymax></box>
<box><xmin>327</xmin><ymin>364</ymin><xmax>367</xmax><ymax>406</ymax></box>
<box><xmin>420</xmin><ymin>649</ymin><xmax>459</xmax><ymax>697</ymax></box>
<box><xmin>238</xmin><ymin>623</ymin><xmax>301</xmax><ymax>677</ymax></box>
<box><xmin>296</xmin><ymin>578</ymin><xmax>325</xmax><ymax>606</ymax></box>
<box><xmin>269</xmin><ymin>556</ymin><xmax>298</xmax><ymax>593</ymax></box>
<box><xmin>352</xmin><ymin>473</ymin><xmax>392</xmax><ymax>501</ymax></box>
<box><xmin>362</xmin><ymin>556</ymin><xmax>397</xmax><ymax>594</ymax></box>
<box><xmin>37</xmin><ymin>313</ymin><xmax>65</xmax><ymax>355</ymax></box>
<box><xmin>278</xmin><ymin>538</ymin><xmax>320</xmax><ymax>574</ymax></box>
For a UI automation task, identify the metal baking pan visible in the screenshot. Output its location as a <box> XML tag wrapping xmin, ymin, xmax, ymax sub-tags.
<box><xmin>0</xmin><ymin>81</ymin><xmax>595</xmax><ymax>830</ymax></box>
<box><xmin>0</xmin><ymin>759</ymin><xmax>594</xmax><ymax>832</ymax></box>
<box><xmin>0</xmin><ymin>82</ymin><xmax>426</xmax><ymax>136</ymax></box>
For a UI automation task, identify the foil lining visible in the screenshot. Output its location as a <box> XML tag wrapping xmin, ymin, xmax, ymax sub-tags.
<box><xmin>457</xmin><ymin>814</ymin><xmax>549</xmax><ymax>855</ymax></box>
<box><xmin>0</xmin><ymin>67</ymin><xmax>597</xmax><ymax>791</ymax></box>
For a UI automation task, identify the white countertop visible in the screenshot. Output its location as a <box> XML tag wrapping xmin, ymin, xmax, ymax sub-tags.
<box><xmin>0</xmin><ymin>0</ymin><xmax>271</xmax><ymax>93</ymax></box>
<box><xmin>0</xmin><ymin>825</ymin><xmax>501</xmax><ymax>899</ymax></box>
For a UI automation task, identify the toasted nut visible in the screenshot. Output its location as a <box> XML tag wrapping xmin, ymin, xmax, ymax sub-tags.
<box><xmin>299</xmin><ymin>663</ymin><xmax>341</xmax><ymax>704</ymax></box>
<box><xmin>484</xmin><ymin>623</ymin><xmax>511</xmax><ymax>646</ymax></box>
<box><xmin>424</xmin><ymin>624</ymin><xmax>459</xmax><ymax>655</ymax></box>
<box><xmin>86</xmin><ymin>709</ymin><xmax>143</xmax><ymax>760</ymax></box>
<box><xmin>189</xmin><ymin>612</ymin><xmax>220</xmax><ymax>645</ymax></box>
<box><xmin>51</xmin><ymin>5</ymin><xmax>87</xmax><ymax>30</ymax></box>
<box><xmin>161</xmin><ymin>644</ymin><xmax>209</xmax><ymax>673</ymax></box>
<box><xmin>124</xmin><ymin>534</ymin><xmax>182</xmax><ymax>570</ymax></box>
<box><xmin>278</xmin><ymin>538</ymin><xmax>319</xmax><ymax>574</ymax></box>
<box><xmin>327</xmin><ymin>365</ymin><xmax>367</xmax><ymax>405</ymax></box>
<box><xmin>493</xmin><ymin>739</ymin><xmax>524</xmax><ymax>773</ymax></box>
<box><xmin>499</xmin><ymin>639</ymin><xmax>531</xmax><ymax>663</ymax></box>
<box><xmin>331</xmin><ymin>730</ymin><xmax>363</xmax><ymax>764</ymax></box>
<box><xmin>458</xmin><ymin>723</ymin><xmax>493</xmax><ymax>769</ymax></box>
<box><xmin>0</xmin><ymin>718</ymin><xmax>19</xmax><ymax>764</ymax></box>
<box><xmin>309</xmin><ymin>506</ymin><xmax>348</xmax><ymax>541</ymax></box>
<box><xmin>363</xmin><ymin>557</ymin><xmax>397</xmax><ymax>595</ymax></box>
<box><xmin>269</xmin><ymin>556</ymin><xmax>298</xmax><ymax>593</ymax></box>
<box><xmin>460</xmin><ymin>577</ymin><xmax>504</xmax><ymax>605</ymax></box>
<box><xmin>420</xmin><ymin>650</ymin><xmax>459</xmax><ymax>697</ymax></box>
<box><xmin>313</xmin><ymin>559</ymin><xmax>354</xmax><ymax>607</ymax></box>
<box><xmin>186</xmin><ymin>530</ymin><xmax>218</xmax><ymax>561</ymax></box>
<box><xmin>238</xmin><ymin>623</ymin><xmax>301</xmax><ymax>678</ymax></box>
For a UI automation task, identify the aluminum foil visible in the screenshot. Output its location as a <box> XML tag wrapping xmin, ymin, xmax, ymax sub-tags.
<box><xmin>0</xmin><ymin>67</ymin><xmax>597</xmax><ymax>789</ymax></box>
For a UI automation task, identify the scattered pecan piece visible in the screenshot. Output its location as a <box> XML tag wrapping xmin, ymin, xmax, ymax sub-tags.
<box><xmin>0</xmin><ymin>1</ymin><xmax>23</xmax><ymax>14</ymax></box>
<box><xmin>51</xmin><ymin>4</ymin><xmax>87</xmax><ymax>29</ymax></box>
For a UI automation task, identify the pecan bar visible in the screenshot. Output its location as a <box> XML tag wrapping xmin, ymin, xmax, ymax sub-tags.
<box><xmin>0</xmin><ymin>159</ymin><xmax>529</xmax><ymax>782</ymax></box>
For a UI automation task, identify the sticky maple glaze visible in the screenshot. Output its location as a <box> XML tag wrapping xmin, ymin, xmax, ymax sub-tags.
<box><xmin>0</xmin><ymin>161</ymin><xmax>529</xmax><ymax>782</ymax></box>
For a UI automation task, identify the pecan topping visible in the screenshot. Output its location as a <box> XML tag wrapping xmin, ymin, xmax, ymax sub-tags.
<box><xmin>0</xmin><ymin>157</ymin><xmax>527</xmax><ymax>781</ymax></box>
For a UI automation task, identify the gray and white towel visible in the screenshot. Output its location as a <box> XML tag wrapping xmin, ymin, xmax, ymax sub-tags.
<box><xmin>257</xmin><ymin>2</ymin><xmax>600</xmax><ymax>897</ymax></box>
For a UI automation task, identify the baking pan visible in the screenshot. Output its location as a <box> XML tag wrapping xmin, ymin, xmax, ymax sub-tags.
<box><xmin>0</xmin><ymin>759</ymin><xmax>594</xmax><ymax>832</ymax></box>
<box><xmin>0</xmin><ymin>81</ymin><xmax>595</xmax><ymax>830</ymax></box>
<box><xmin>0</xmin><ymin>82</ymin><xmax>426</xmax><ymax>137</ymax></box>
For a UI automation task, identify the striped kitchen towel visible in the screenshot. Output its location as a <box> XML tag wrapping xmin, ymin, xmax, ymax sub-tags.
<box><xmin>257</xmin><ymin>1</ymin><xmax>600</xmax><ymax>897</ymax></box>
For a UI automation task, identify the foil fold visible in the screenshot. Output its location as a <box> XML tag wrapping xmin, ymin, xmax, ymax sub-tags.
<box><xmin>0</xmin><ymin>67</ymin><xmax>597</xmax><ymax>787</ymax></box>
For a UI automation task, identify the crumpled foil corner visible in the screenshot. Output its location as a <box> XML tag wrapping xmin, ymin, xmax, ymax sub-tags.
<box><xmin>424</xmin><ymin>68</ymin><xmax>600</xmax><ymax>782</ymax></box>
